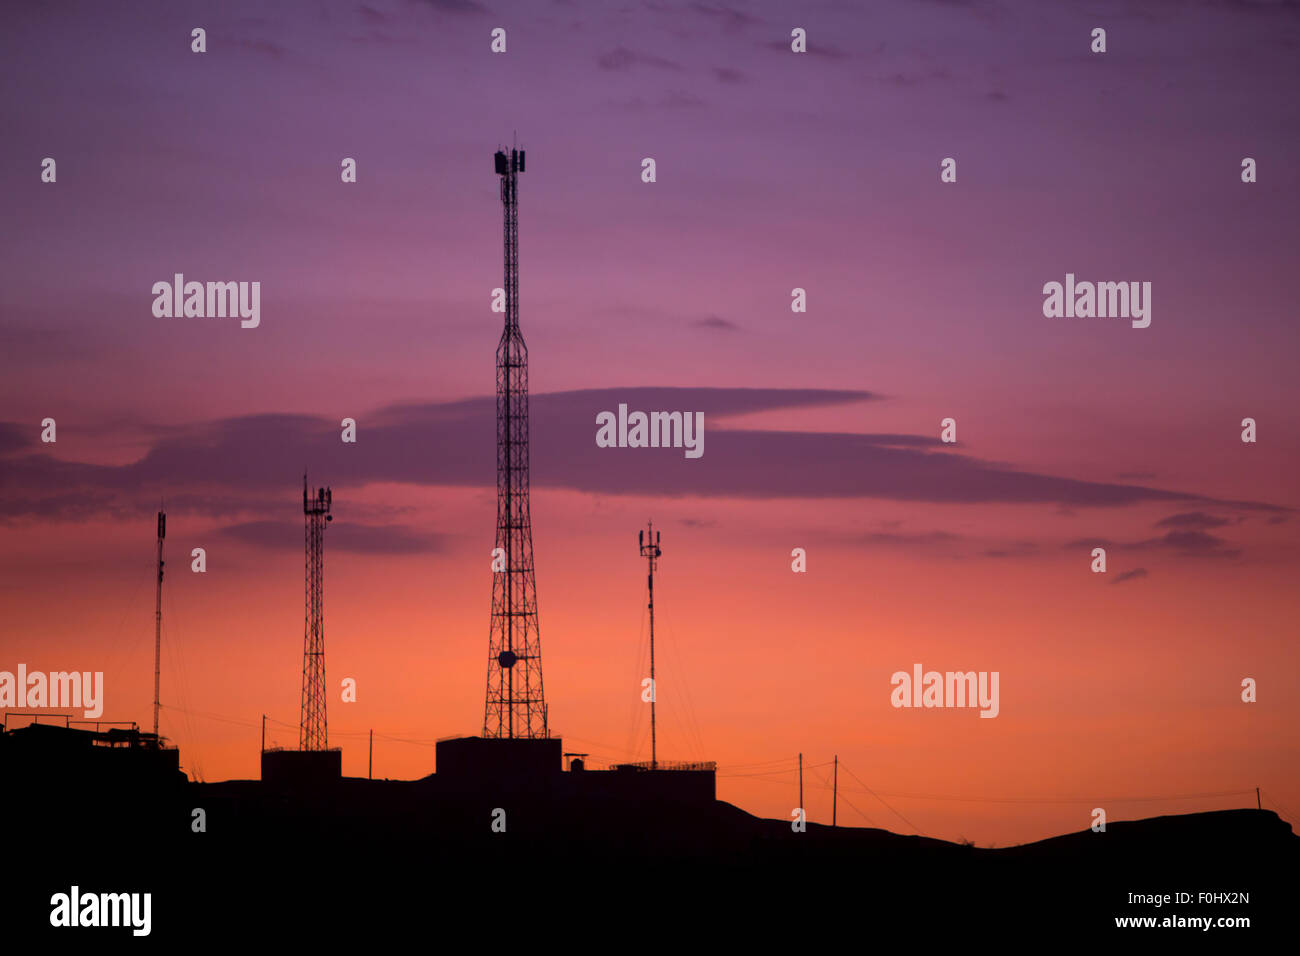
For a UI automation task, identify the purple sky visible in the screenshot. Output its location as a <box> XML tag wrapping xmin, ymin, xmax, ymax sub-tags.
<box><xmin>4</xmin><ymin>0</ymin><xmax>1299</xmax><ymax>516</ymax></box>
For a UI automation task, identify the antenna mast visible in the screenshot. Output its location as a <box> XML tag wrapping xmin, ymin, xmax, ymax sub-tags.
<box><xmin>153</xmin><ymin>508</ymin><xmax>165</xmax><ymax>739</ymax></box>
<box><xmin>833</xmin><ymin>754</ymin><xmax>838</xmax><ymax>827</ymax></box>
<box><xmin>640</xmin><ymin>521</ymin><xmax>662</xmax><ymax>769</ymax></box>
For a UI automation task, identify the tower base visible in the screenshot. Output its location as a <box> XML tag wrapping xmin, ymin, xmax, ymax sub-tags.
<box><xmin>436</xmin><ymin>736</ymin><xmax>560</xmax><ymax>784</ymax></box>
<box><xmin>261</xmin><ymin>748</ymin><xmax>342</xmax><ymax>787</ymax></box>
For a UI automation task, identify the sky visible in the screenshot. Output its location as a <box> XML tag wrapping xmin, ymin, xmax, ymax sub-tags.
<box><xmin>1</xmin><ymin>0</ymin><xmax>1298</xmax><ymax>847</ymax></box>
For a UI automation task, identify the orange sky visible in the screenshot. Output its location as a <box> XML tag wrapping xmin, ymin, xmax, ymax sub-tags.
<box><xmin>2</xmin><ymin>476</ymin><xmax>1295</xmax><ymax>847</ymax></box>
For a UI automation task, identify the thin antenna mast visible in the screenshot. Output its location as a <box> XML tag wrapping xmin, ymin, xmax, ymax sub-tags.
<box><xmin>833</xmin><ymin>754</ymin><xmax>838</xmax><ymax>827</ymax></box>
<box><xmin>640</xmin><ymin>522</ymin><xmax>662</xmax><ymax>769</ymax></box>
<box><xmin>153</xmin><ymin>507</ymin><xmax>165</xmax><ymax>739</ymax></box>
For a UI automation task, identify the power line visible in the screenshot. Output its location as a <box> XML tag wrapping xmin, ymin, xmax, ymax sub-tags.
<box><xmin>811</xmin><ymin>765</ymin><xmax>877</xmax><ymax>828</ymax></box>
<box><xmin>107</xmin><ymin>706</ymin><xmax>1284</xmax><ymax>825</ymax></box>
<box><xmin>720</xmin><ymin>768</ymin><xmax>799</xmax><ymax>779</ymax></box>
<box><xmin>623</xmin><ymin>600</ymin><xmax>649</xmax><ymax>762</ymax></box>
<box><xmin>718</xmin><ymin>759</ymin><xmax>833</xmax><ymax>779</ymax></box>
<box><xmin>839</xmin><ymin>762</ymin><xmax>925</xmax><ymax>836</ymax></box>
<box><xmin>170</xmin><ymin>705</ymin><xmax>446</xmax><ymax>750</ymax></box>
<box><xmin>722</xmin><ymin>759</ymin><xmax>800</xmax><ymax>775</ymax></box>
<box><xmin>1260</xmin><ymin>789</ymin><xmax>1298</xmax><ymax>823</ymax></box>
<box><xmin>845</xmin><ymin>786</ymin><xmax>1258</xmax><ymax>806</ymax></box>
<box><xmin>658</xmin><ymin>598</ymin><xmax>708</xmax><ymax>760</ymax></box>
<box><xmin>161</xmin><ymin>582</ymin><xmax>205</xmax><ymax>781</ymax></box>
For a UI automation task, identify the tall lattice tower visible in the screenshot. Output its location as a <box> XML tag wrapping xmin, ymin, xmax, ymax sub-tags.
<box><xmin>484</xmin><ymin>144</ymin><xmax>548</xmax><ymax>739</ymax></box>
<box><xmin>300</xmin><ymin>475</ymin><xmax>332</xmax><ymax>751</ymax></box>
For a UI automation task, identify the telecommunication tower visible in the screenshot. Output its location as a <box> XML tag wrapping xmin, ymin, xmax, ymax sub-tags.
<box><xmin>484</xmin><ymin>143</ymin><xmax>549</xmax><ymax>739</ymax></box>
<box><xmin>300</xmin><ymin>476</ymin><xmax>332</xmax><ymax>751</ymax></box>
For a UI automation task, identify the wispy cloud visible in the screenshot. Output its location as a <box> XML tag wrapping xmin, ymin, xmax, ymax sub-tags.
<box><xmin>679</xmin><ymin>517</ymin><xmax>718</xmax><ymax>528</ymax></box>
<box><xmin>1154</xmin><ymin>511</ymin><xmax>1233</xmax><ymax>530</ymax></box>
<box><xmin>230</xmin><ymin>37</ymin><xmax>289</xmax><ymax>59</ymax></box>
<box><xmin>691</xmin><ymin>315</ymin><xmax>739</xmax><ymax>331</ymax></box>
<box><xmin>0</xmin><ymin>388</ymin><xmax>1286</xmax><ymax>524</ymax></box>
<box><xmin>688</xmin><ymin>2</ymin><xmax>760</xmax><ymax>31</ymax></box>
<box><xmin>1067</xmin><ymin>529</ymin><xmax>1244</xmax><ymax>559</ymax></box>
<box><xmin>1113</xmin><ymin>567</ymin><xmax>1149</xmax><ymax>584</ymax></box>
<box><xmin>0</xmin><ymin>423</ymin><xmax>31</xmax><ymax>456</ymax></box>
<box><xmin>597</xmin><ymin>46</ymin><xmax>681</xmax><ymax>71</ymax></box>
<box><xmin>609</xmin><ymin>91</ymin><xmax>706</xmax><ymax>110</ymax></box>
<box><xmin>1134</xmin><ymin>530</ymin><xmax>1242</xmax><ymax>558</ymax></box>
<box><xmin>982</xmin><ymin>542</ymin><xmax>1039</xmax><ymax>559</ymax></box>
<box><xmin>411</xmin><ymin>0</ymin><xmax>488</xmax><ymax>14</ymax></box>
<box><xmin>218</xmin><ymin>519</ymin><xmax>446</xmax><ymax>554</ymax></box>
<box><xmin>761</xmin><ymin>38</ymin><xmax>850</xmax><ymax>59</ymax></box>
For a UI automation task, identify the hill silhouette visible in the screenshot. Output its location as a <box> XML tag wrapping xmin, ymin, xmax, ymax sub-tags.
<box><xmin>2</xmin><ymin>769</ymin><xmax>1294</xmax><ymax>942</ymax></box>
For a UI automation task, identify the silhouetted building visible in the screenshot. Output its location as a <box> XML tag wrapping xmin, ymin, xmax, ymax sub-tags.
<box><xmin>435</xmin><ymin>734</ymin><xmax>715</xmax><ymax>803</ymax></box>
<box><xmin>0</xmin><ymin>718</ymin><xmax>183</xmax><ymax>790</ymax></box>
<box><xmin>438</xmin><ymin>735</ymin><xmax>560</xmax><ymax>781</ymax></box>
<box><xmin>260</xmin><ymin>747</ymin><xmax>342</xmax><ymax>788</ymax></box>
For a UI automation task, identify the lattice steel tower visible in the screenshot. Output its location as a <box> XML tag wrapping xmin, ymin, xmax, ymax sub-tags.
<box><xmin>300</xmin><ymin>475</ymin><xmax>332</xmax><ymax>751</ymax></box>
<box><xmin>484</xmin><ymin>144</ymin><xmax>548</xmax><ymax>739</ymax></box>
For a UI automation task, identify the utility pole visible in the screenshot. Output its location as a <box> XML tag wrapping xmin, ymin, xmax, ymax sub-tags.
<box><xmin>1256</xmin><ymin>786</ymin><xmax>1261</xmax><ymax>810</ymax></box>
<box><xmin>639</xmin><ymin>522</ymin><xmax>662</xmax><ymax>770</ymax></box>
<box><xmin>833</xmin><ymin>755</ymin><xmax>838</xmax><ymax>827</ymax></box>
<box><xmin>153</xmin><ymin>508</ymin><xmax>165</xmax><ymax>739</ymax></box>
<box><xmin>261</xmin><ymin>714</ymin><xmax>265</xmax><ymax>753</ymax></box>
<box><xmin>798</xmin><ymin>752</ymin><xmax>803</xmax><ymax>812</ymax></box>
<box><xmin>369</xmin><ymin>729</ymin><xmax>374</xmax><ymax>780</ymax></box>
